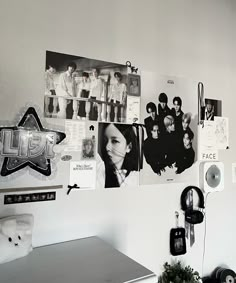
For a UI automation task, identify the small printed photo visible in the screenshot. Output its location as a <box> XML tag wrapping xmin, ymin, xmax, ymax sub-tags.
<box><xmin>128</xmin><ymin>74</ymin><xmax>141</xmax><ymax>96</ymax></box>
<box><xmin>174</xmin><ymin>238</ymin><xmax>184</xmax><ymax>253</ymax></box>
<box><xmin>82</xmin><ymin>138</ymin><xmax>95</xmax><ymax>159</ymax></box>
<box><xmin>200</xmin><ymin>98</ymin><xmax>222</xmax><ymax>121</ymax></box>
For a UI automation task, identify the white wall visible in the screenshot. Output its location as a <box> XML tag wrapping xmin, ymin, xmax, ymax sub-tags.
<box><xmin>0</xmin><ymin>0</ymin><xmax>236</xmax><ymax>277</ymax></box>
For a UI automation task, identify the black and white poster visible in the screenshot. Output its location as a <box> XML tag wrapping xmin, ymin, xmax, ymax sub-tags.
<box><xmin>44</xmin><ymin>51</ymin><xmax>139</xmax><ymax>123</ymax></box>
<box><xmin>97</xmin><ymin>122</ymin><xmax>140</xmax><ymax>189</ymax></box>
<box><xmin>139</xmin><ymin>72</ymin><xmax>198</xmax><ymax>185</ymax></box>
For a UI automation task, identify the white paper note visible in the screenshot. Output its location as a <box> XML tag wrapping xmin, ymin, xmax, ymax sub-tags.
<box><xmin>126</xmin><ymin>96</ymin><xmax>140</xmax><ymax>123</ymax></box>
<box><xmin>69</xmin><ymin>160</ymin><xmax>96</xmax><ymax>189</ymax></box>
<box><xmin>214</xmin><ymin>117</ymin><xmax>229</xmax><ymax>150</ymax></box>
<box><xmin>64</xmin><ymin>120</ymin><xmax>86</xmax><ymax>151</ymax></box>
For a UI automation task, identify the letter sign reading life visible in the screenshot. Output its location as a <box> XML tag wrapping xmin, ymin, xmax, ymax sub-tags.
<box><xmin>0</xmin><ymin>107</ymin><xmax>66</xmax><ymax>177</ymax></box>
<box><xmin>1</xmin><ymin>130</ymin><xmax>56</xmax><ymax>158</ymax></box>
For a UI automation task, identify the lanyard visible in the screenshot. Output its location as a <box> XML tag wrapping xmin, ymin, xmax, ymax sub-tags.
<box><xmin>198</xmin><ymin>82</ymin><xmax>204</xmax><ymax>125</ymax></box>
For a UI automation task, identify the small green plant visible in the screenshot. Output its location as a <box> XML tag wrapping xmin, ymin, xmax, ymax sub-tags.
<box><xmin>158</xmin><ymin>261</ymin><xmax>201</xmax><ymax>283</ymax></box>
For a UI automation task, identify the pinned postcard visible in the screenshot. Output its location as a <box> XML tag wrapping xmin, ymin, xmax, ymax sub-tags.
<box><xmin>65</xmin><ymin>120</ymin><xmax>86</xmax><ymax>151</ymax></box>
<box><xmin>198</xmin><ymin>121</ymin><xmax>218</xmax><ymax>161</ymax></box>
<box><xmin>69</xmin><ymin>160</ymin><xmax>96</xmax><ymax>189</ymax></box>
<box><xmin>64</xmin><ymin>120</ymin><xmax>97</xmax><ymax>159</ymax></box>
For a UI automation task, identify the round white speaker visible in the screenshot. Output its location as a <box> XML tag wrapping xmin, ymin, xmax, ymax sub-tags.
<box><xmin>200</xmin><ymin>162</ymin><xmax>224</xmax><ymax>193</ymax></box>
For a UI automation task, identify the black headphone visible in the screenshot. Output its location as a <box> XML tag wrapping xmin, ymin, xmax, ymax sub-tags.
<box><xmin>181</xmin><ymin>186</ymin><xmax>205</xmax><ymax>224</ymax></box>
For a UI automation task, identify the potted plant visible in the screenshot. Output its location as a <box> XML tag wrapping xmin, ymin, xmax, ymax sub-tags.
<box><xmin>158</xmin><ymin>261</ymin><xmax>201</xmax><ymax>283</ymax></box>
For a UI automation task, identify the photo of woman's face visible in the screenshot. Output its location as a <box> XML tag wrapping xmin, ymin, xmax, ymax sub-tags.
<box><xmin>85</xmin><ymin>141</ymin><xmax>92</xmax><ymax>154</ymax></box>
<box><xmin>104</xmin><ymin>124</ymin><xmax>130</xmax><ymax>169</ymax></box>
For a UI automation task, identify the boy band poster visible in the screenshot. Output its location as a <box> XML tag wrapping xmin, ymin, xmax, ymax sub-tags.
<box><xmin>139</xmin><ymin>72</ymin><xmax>198</xmax><ymax>186</ymax></box>
<box><xmin>43</xmin><ymin>51</ymin><xmax>199</xmax><ymax>188</ymax></box>
<box><xmin>44</xmin><ymin>50</ymin><xmax>140</xmax><ymax>124</ymax></box>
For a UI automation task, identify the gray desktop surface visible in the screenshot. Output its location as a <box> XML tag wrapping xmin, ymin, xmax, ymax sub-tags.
<box><xmin>0</xmin><ymin>236</ymin><xmax>157</xmax><ymax>283</ymax></box>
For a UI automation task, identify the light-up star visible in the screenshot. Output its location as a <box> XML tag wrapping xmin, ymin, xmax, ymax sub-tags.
<box><xmin>0</xmin><ymin>107</ymin><xmax>66</xmax><ymax>176</ymax></box>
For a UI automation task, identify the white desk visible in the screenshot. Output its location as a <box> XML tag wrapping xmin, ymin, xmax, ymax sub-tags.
<box><xmin>0</xmin><ymin>236</ymin><xmax>157</xmax><ymax>283</ymax></box>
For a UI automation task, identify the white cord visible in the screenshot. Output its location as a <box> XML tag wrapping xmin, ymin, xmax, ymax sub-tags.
<box><xmin>201</xmin><ymin>192</ymin><xmax>210</xmax><ymax>277</ymax></box>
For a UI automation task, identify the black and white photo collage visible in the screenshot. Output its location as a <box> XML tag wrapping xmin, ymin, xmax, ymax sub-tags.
<box><xmin>44</xmin><ymin>51</ymin><xmax>198</xmax><ymax>189</ymax></box>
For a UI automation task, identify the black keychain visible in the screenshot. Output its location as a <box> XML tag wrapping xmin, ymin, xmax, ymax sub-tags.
<box><xmin>170</xmin><ymin>212</ymin><xmax>187</xmax><ymax>256</ymax></box>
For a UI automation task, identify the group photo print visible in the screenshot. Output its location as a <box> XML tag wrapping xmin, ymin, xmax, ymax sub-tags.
<box><xmin>139</xmin><ymin>72</ymin><xmax>198</xmax><ymax>185</ymax></box>
<box><xmin>44</xmin><ymin>51</ymin><xmax>139</xmax><ymax>123</ymax></box>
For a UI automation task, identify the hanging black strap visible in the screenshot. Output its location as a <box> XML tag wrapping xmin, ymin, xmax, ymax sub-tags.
<box><xmin>132</xmin><ymin>123</ymin><xmax>145</xmax><ymax>171</ymax></box>
<box><xmin>133</xmin><ymin>123</ymin><xmax>140</xmax><ymax>171</ymax></box>
<box><xmin>198</xmin><ymin>82</ymin><xmax>204</xmax><ymax>125</ymax></box>
<box><xmin>139</xmin><ymin>125</ymin><xmax>144</xmax><ymax>170</ymax></box>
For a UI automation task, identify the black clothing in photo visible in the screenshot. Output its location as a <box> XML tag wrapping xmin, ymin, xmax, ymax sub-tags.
<box><xmin>162</xmin><ymin>131</ymin><xmax>179</xmax><ymax>167</ymax></box>
<box><xmin>143</xmin><ymin>136</ymin><xmax>165</xmax><ymax>174</ymax></box>
<box><xmin>158</xmin><ymin>104</ymin><xmax>171</xmax><ymax>133</ymax></box>
<box><xmin>78</xmin><ymin>89</ymin><xmax>89</xmax><ymax>118</ymax></box>
<box><xmin>175</xmin><ymin>145</ymin><xmax>195</xmax><ymax>174</ymax></box>
<box><xmin>171</xmin><ymin>108</ymin><xmax>184</xmax><ymax>133</ymax></box>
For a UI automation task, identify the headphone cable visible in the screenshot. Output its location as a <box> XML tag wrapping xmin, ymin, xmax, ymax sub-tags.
<box><xmin>201</xmin><ymin>192</ymin><xmax>210</xmax><ymax>278</ymax></box>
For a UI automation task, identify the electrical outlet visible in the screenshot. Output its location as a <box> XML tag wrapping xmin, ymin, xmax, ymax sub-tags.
<box><xmin>4</xmin><ymin>192</ymin><xmax>56</xmax><ymax>205</ymax></box>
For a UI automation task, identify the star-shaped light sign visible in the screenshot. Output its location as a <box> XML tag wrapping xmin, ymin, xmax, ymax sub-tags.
<box><xmin>0</xmin><ymin>107</ymin><xmax>66</xmax><ymax>177</ymax></box>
